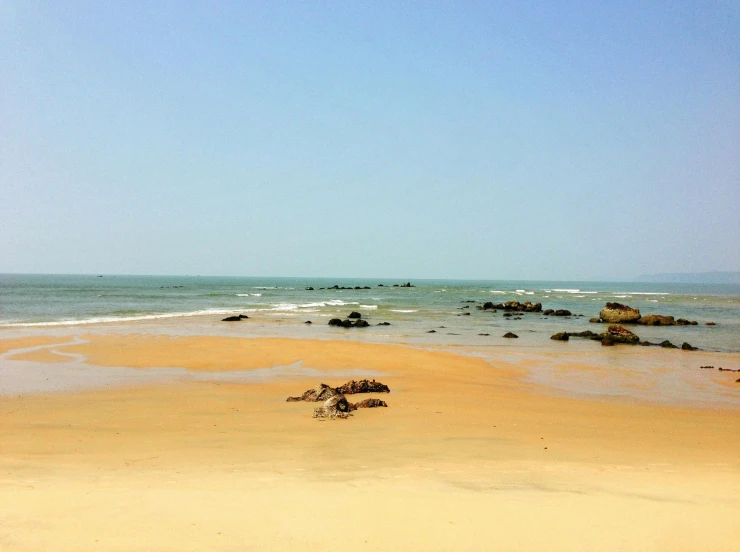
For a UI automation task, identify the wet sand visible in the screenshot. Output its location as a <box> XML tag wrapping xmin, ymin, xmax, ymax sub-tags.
<box><xmin>1</xmin><ymin>332</ymin><xmax>739</xmax><ymax>551</ymax></box>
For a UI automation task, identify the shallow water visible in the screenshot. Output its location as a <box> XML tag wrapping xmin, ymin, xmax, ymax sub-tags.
<box><xmin>1</xmin><ymin>275</ymin><xmax>739</xmax><ymax>352</ymax></box>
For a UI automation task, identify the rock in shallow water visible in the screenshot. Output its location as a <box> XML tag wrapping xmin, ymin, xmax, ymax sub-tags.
<box><xmin>599</xmin><ymin>302</ymin><xmax>641</xmax><ymax>323</ymax></box>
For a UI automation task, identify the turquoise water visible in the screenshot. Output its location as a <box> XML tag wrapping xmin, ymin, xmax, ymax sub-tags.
<box><xmin>1</xmin><ymin>274</ymin><xmax>739</xmax><ymax>352</ymax></box>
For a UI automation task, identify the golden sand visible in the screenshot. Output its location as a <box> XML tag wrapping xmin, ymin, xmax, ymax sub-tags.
<box><xmin>1</xmin><ymin>333</ymin><xmax>739</xmax><ymax>551</ymax></box>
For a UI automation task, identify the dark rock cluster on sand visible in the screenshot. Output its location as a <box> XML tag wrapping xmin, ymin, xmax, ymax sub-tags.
<box><xmin>286</xmin><ymin>380</ymin><xmax>390</xmax><ymax>420</ymax></box>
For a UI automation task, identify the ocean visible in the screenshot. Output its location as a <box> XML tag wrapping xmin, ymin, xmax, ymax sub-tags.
<box><xmin>1</xmin><ymin>274</ymin><xmax>739</xmax><ymax>353</ymax></box>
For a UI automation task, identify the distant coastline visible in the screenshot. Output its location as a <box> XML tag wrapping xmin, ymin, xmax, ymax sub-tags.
<box><xmin>637</xmin><ymin>271</ymin><xmax>740</xmax><ymax>284</ymax></box>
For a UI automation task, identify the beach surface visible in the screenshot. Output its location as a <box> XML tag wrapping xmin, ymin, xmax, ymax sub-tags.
<box><xmin>1</xmin><ymin>328</ymin><xmax>739</xmax><ymax>551</ymax></box>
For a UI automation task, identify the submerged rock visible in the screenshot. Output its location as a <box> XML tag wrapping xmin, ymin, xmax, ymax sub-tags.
<box><xmin>638</xmin><ymin>314</ymin><xmax>675</xmax><ymax>326</ymax></box>
<box><xmin>551</xmin><ymin>332</ymin><xmax>570</xmax><ymax>341</ymax></box>
<box><xmin>503</xmin><ymin>332</ymin><xmax>519</xmax><ymax>338</ymax></box>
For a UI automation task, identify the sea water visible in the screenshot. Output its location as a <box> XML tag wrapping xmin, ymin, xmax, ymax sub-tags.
<box><xmin>1</xmin><ymin>274</ymin><xmax>738</xmax><ymax>352</ymax></box>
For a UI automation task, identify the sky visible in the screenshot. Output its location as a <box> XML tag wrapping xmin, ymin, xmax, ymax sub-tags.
<box><xmin>1</xmin><ymin>1</ymin><xmax>738</xmax><ymax>280</ymax></box>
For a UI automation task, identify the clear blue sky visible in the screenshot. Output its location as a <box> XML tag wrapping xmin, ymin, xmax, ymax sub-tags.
<box><xmin>2</xmin><ymin>1</ymin><xmax>738</xmax><ymax>280</ymax></box>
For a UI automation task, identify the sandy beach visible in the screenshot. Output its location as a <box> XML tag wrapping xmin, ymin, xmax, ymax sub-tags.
<box><xmin>1</xmin><ymin>327</ymin><xmax>739</xmax><ymax>551</ymax></box>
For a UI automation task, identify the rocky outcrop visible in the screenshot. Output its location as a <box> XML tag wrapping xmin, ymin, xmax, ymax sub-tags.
<box><xmin>286</xmin><ymin>383</ymin><xmax>340</xmax><ymax>402</ymax></box>
<box><xmin>599</xmin><ymin>303</ymin><xmax>641</xmax><ymax>323</ymax></box>
<box><xmin>637</xmin><ymin>314</ymin><xmax>675</xmax><ymax>326</ymax></box>
<box><xmin>601</xmin><ymin>325</ymin><xmax>640</xmax><ymax>346</ymax></box>
<box><xmin>551</xmin><ymin>332</ymin><xmax>569</xmax><ymax>341</ymax></box>
<box><xmin>313</xmin><ymin>394</ymin><xmax>352</xmax><ymax>419</ymax></box>
<box><xmin>336</xmin><ymin>379</ymin><xmax>390</xmax><ymax>394</ymax></box>
<box><xmin>350</xmin><ymin>398</ymin><xmax>388</xmax><ymax>410</ymax></box>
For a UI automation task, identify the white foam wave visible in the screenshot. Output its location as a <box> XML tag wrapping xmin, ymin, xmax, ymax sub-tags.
<box><xmin>552</xmin><ymin>289</ymin><xmax>580</xmax><ymax>293</ymax></box>
<box><xmin>236</xmin><ymin>293</ymin><xmax>262</xmax><ymax>297</ymax></box>
<box><xmin>391</xmin><ymin>309</ymin><xmax>417</xmax><ymax>313</ymax></box>
<box><xmin>613</xmin><ymin>292</ymin><xmax>670</xmax><ymax>296</ymax></box>
<box><xmin>0</xmin><ymin>308</ymin><xmax>239</xmax><ymax>328</ymax></box>
<box><xmin>359</xmin><ymin>305</ymin><xmax>378</xmax><ymax>309</ymax></box>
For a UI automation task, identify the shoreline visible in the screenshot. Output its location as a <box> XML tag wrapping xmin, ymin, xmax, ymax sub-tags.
<box><xmin>1</xmin><ymin>323</ymin><xmax>739</xmax><ymax>550</ymax></box>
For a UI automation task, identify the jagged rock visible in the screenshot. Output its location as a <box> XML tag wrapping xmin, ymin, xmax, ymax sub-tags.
<box><xmin>336</xmin><ymin>379</ymin><xmax>390</xmax><ymax>394</ymax></box>
<box><xmin>551</xmin><ymin>332</ymin><xmax>570</xmax><ymax>341</ymax></box>
<box><xmin>349</xmin><ymin>398</ymin><xmax>388</xmax><ymax>410</ymax></box>
<box><xmin>503</xmin><ymin>332</ymin><xmax>518</xmax><ymax>338</ymax></box>
<box><xmin>348</xmin><ymin>311</ymin><xmax>362</xmax><ymax>319</ymax></box>
<box><xmin>638</xmin><ymin>314</ymin><xmax>675</xmax><ymax>326</ymax></box>
<box><xmin>681</xmin><ymin>342</ymin><xmax>698</xmax><ymax>351</ymax></box>
<box><xmin>599</xmin><ymin>302</ymin><xmax>641</xmax><ymax>323</ymax></box>
<box><xmin>222</xmin><ymin>315</ymin><xmax>244</xmax><ymax>322</ymax></box>
<box><xmin>589</xmin><ymin>317</ymin><xmax>600</xmax><ymax>323</ymax></box>
<box><xmin>313</xmin><ymin>394</ymin><xmax>352</xmax><ymax>419</ymax></box>
<box><xmin>287</xmin><ymin>383</ymin><xmax>340</xmax><ymax>403</ymax></box>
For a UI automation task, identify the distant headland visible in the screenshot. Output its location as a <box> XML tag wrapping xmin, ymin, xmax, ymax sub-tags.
<box><xmin>637</xmin><ymin>271</ymin><xmax>740</xmax><ymax>284</ymax></box>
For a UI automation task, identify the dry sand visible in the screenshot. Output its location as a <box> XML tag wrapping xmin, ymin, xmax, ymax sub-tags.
<box><xmin>1</xmin><ymin>333</ymin><xmax>739</xmax><ymax>551</ymax></box>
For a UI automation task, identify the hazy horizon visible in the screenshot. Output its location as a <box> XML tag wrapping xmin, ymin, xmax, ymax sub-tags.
<box><xmin>2</xmin><ymin>2</ymin><xmax>738</xmax><ymax>280</ymax></box>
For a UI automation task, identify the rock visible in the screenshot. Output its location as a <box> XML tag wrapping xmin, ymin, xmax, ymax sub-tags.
<box><xmin>478</xmin><ymin>333</ymin><xmax>490</xmax><ymax>336</ymax></box>
<box><xmin>681</xmin><ymin>342</ymin><xmax>698</xmax><ymax>351</ymax></box>
<box><xmin>675</xmin><ymin>318</ymin><xmax>697</xmax><ymax>326</ymax></box>
<box><xmin>553</xmin><ymin>309</ymin><xmax>572</xmax><ymax>316</ymax></box>
<box><xmin>599</xmin><ymin>325</ymin><xmax>640</xmax><ymax>345</ymax></box>
<box><xmin>377</xmin><ymin>322</ymin><xmax>391</xmax><ymax>326</ymax></box>
<box><xmin>348</xmin><ymin>311</ymin><xmax>362</xmax><ymax>319</ymax></box>
<box><xmin>503</xmin><ymin>313</ymin><xmax>512</xmax><ymax>317</ymax></box>
<box><xmin>328</xmin><ymin>318</ymin><xmax>343</xmax><ymax>326</ymax></box>
<box><xmin>503</xmin><ymin>332</ymin><xmax>518</xmax><ymax>338</ymax></box>
<box><xmin>305</xmin><ymin>320</ymin><xmax>312</xmax><ymax>324</ymax></box>
<box><xmin>504</xmin><ymin>300</ymin><xmax>520</xmax><ymax>311</ymax></box>
<box><xmin>571</xmin><ymin>330</ymin><xmax>598</xmax><ymax>338</ymax></box>
<box><xmin>221</xmin><ymin>315</ymin><xmax>243</xmax><ymax>322</ymax></box>
<box><xmin>543</xmin><ymin>309</ymin><xmax>554</xmax><ymax>316</ymax></box>
<box><xmin>462</xmin><ymin>312</ymin><xmax>470</xmax><ymax>316</ymax></box>
<box><xmin>313</xmin><ymin>394</ymin><xmax>352</xmax><ymax>419</ymax></box>
<box><xmin>305</xmin><ymin>287</ymin><xmax>314</xmax><ymax>290</ymax></box>
<box><xmin>599</xmin><ymin>302</ymin><xmax>641</xmax><ymax>323</ymax></box>
<box><xmin>706</xmin><ymin>322</ymin><xmax>716</xmax><ymax>326</ymax></box>
<box><xmin>659</xmin><ymin>340</ymin><xmax>678</xmax><ymax>349</ymax></box>
<box><xmin>736</xmin><ymin>378</ymin><xmax>740</xmax><ymax>383</ymax></box>
<box><xmin>238</xmin><ymin>314</ymin><xmax>249</xmax><ymax>319</ymax></box>
<box><xmin>427</xmin><ymin>330</ymin><xmax>436</xmax><ymax>333</ymax></box>
<box><xmin>589</xmin><ymin>317</ymin><xmax>600</xmax><ymax>323</ymax></box>
<box><xmin>336</xmin><ymin>379</ymin><xmax>390</xmax><ymax>394</ymax></box>
<box><xmin>350</xmin><ymin>398</ymin><xmax>388</xmax><ymax>410</ymax></box>
<box><xmin>638</xmin><ymin>314</ymin><xmax>675</xmax><ymax>326</ymax></box>
<box><xmin>287</xmin><ymin>383</ymin><xmax>340</xmax><ymax>403</ymax></box>
<box><xmin>551</xmin><ymin>332</ymin><xmax>570</xmax><ymax>341</ymax></box>
<box><xmin>354</xmin><ymin>319</ymin><xmax>370</xmax><ymax>328</ymax></box>
<box><xmin>340</xmin><ymin>319</ymin><xmax>354</xmax><ymax>328</ymax></box>
<box><xmin>700</xmin><ymin>365</ymin><xmax>714</xmax><ymax>369</ymax></box>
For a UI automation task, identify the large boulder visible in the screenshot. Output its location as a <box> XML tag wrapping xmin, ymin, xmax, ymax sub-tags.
<box><xmin>599</xmin><ymin>302</ymin><xmax>641</xmax><ymax>323</ymax></box>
